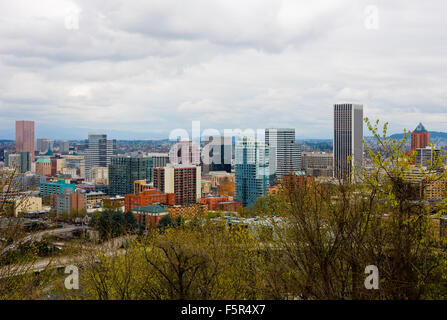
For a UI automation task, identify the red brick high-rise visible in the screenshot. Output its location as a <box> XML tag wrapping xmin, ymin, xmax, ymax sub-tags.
<box><xmin>15</xmin><ymin>120</ymin><xmax>35</xmax><ymax>160</ymax></box>
<box><xmin>411</xmin><ymin>123</ymin><xmax>430</xmax><ymax>151</ymax></box>
<box><xmin>153</xmin><ymin>164</ymin><xmax>201</xmax><ymax>205</ymax></box>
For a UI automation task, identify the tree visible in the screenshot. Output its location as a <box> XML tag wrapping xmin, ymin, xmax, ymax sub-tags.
<box><xmin>261</xmin><ymin>119</ymin><xmax>447</xmax><ymax>300</ymax></box>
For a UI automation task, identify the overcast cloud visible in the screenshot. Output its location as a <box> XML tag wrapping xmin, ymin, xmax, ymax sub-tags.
<box><xmin>0</xmin><ymin>0</ymin><xmax>446</xmax><ymax>139</ymax></box>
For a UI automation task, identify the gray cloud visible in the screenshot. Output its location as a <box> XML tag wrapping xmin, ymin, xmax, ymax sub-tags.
<box><xmin>0</xmin><ymin>0</ymin><xmax>446</xmax><ymax>139</ymax></box>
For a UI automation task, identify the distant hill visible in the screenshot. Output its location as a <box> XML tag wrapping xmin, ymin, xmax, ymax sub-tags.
<box><xmin>389</xmin><ymin>131</ymin><xmax>447</xmax><ymax>140</ymax></box>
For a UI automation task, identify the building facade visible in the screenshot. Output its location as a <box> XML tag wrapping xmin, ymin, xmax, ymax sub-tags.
<box><xmin>333</xmin><ymin>104</ymin><xmax>363</xmax><ymax>180</ymax></box>
<box><xmin>36</xmin><ymin>158</ymin><xmax>51</xmax><ymax>176</ymax></box>
<box><xmin>153</xmin><ymin>164</ymin><xmax>201</xmax><ymax>205</ymax></box>
<box><xmin>85</xmin><ymin>133</ymin><xmax>116</xmax><ymax>180</ymax></box>
<box><xmin>202</xmin><ymin>136</ymin><xmax>232</xmax><ymax>175</ymax></box>
<box><xmin>411</xmin><ymin>123</ymin><xmax>430</xmax><ymax>151</ymax></box>
<box><xmin>15</xmin><ymin>120</ymin><xmax>35</xmax><ymax>160</ymax></box>
<box><xmin>302</xmin><ymin>152</ymin><xmax>333</xmax><ymax>177</ymax></box>
<box><xmin>109</xmin><ymin>156</ymin><xmax>153</xmax><ymax>196</ymax></box>
<box><xmin>265</xmin><ymin>128</ymin><xmax>302</xmax><ymax>183</ymax></box>
<box><xmin>235</xmin><ymin>137</ymin><xmax>270</xmax><ymax>207</ymax></box>
<box><xmin>148</xmin><ymin>153</ymin><xmax>170</xmax><ymax>169</ymax></box>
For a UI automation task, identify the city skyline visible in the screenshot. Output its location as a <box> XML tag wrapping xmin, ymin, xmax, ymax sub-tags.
<box><xmin>0</xmin><ymin>1</ymin><xmax>446</xmax><ymax>139</ymax></box>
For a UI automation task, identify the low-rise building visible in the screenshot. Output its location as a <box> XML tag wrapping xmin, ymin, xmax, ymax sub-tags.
<box><xmin>131</xmin><ymin>204</ymin><xmax>169</xmax><ymax>228</ymax></box>
<box><xmin>200</xmin><ymin>196</ymin><xmax>230</xmax><ymax>211</ymax></box>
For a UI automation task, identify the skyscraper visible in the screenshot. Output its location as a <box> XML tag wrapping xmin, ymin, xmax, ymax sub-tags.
<box><xmin>202</xmin><ymin>136</ymin><xmax>232</xmax><ymax>175</ymax></box>
<box><xmin>36</xmin><ymin>138</ymin><xmax>53</xmax><ymax>153</ymax></box>
<box><xmin>265</xmin><ymin>128</ymin><xmax>302</xmax><ymax>183</ymax></box>
<box><xmin>235</xmin><ymin>137</ymin><xmax>270</xmax><ymax>207</ymax></box>
<box><xmin>153</xmin><ymin>164</ymin><xmax>201</xmax><ymax>205</ymax></box>
<box><xmin>19</xmin><ymin>152</ymin><xmax>31</xmax><ymax>173</ymax></box>
<box><xmin>333</xmin><ymin>104</ymin><xmax>363</xmax><ymax>180</ymax></box>
<box><xmin>109</xmin><ymin>156</ymin><xmax>153</xmax><ymax>196</ymax></box>
<box><xmin>411</xmin><ymin>123</ymin><xmax>430</xmax><ymax>151</ymax></box>
<box><xmin>15</xmin><ymin>121</ymin><xmax>34</xmax><ymax>160</ymax></box>
<box><xmin>85</xmin><ymin>133</ymin><xmax>116</xmax><ymax>180</ymax></box>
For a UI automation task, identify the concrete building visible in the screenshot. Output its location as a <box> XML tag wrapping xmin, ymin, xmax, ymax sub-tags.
<box><xmin>7</xmin><ymin>153</ymin><xmax>21</xmax><ymax>171</ymax></box>
<box><xmin>89</xmin><ymin>166</ymin><xmax>109</xmax><ymax>185</ymax></box>
<box><xmin>235</xmin><ymin>137</ymin><xmax>270</xmax><ymax>207</ymax></box>
<box><xmin>56</xmin><ymin>189</ymin><xmax>86</xmax><ymax>215</ymax></box>
<box><xmin>63</xmin><ymin>155</ymin><xmax>86</xmax><ymax>179</ymax></box>
<box><xmin>333</xmin><ymin>104</ymin><xmax>363</xmax><ymax>180</ymax></box>
<box><xmin>148</xmin><ymin>153</ymin><xmax>170</xmax><ymax>169</ymax></box>
<box><xmin>302</xmin><ymin>152</ymin><xmax>333</xmax><ymax>177</ymax></box>
<box><xmin>85</xmin><ymin>133</ymin><xmax>115</xmax><ymax>180</ymax></box>
<box><xmin>59</xmin><ymin>140</ymin><xmax>70</xmax><ymax>154</ymax></box>
<box><xmin>265</xmin><ymin>128</ymin><xmax>302</xmax><ymax>183</ymax></box>
<box><xmin>415</xmin><ymin>146</ymin><xmax>442</xmax><ymax>168</ymax></box>
<box><xmin>40</xmin><ymin>180</ymin><xmax>76</xmax><ymax>198</ymax></box>
<box><xmin>8</xmin><ymin>196</ymin><xmax>42</xmax><ymax>217</ymax></box>
<box><xmin>84</xmin><ymin>191</ymin><xmax>106</xmax><ymax>209</ymax></box>
<box><xmin>15</xmin><ymin>120</ymin><xmax>35</xmax><ymax>160</ymax></box>
<box><xmin>51</xmin><ymin>158</ymin><xmax>66</xmax><ymax>176</ymax></box>
<box><xmin>36</xmin><ymin>158</ymin><xmax>51</xmax><ymax>176</ymax></box>
<box><xmin>153</xmin><ymin>164</ymin><xmax>201</xmax><ymax>205</ymax></box>
<box><xmin>19</xmin><ymin>152</ymin><xmax>31</xmax><ymax>173</ymax></box>
<box><xmin>36</xmin><ymin>138</ymin><xmax>54</xmax><ymax>154</ymax></box>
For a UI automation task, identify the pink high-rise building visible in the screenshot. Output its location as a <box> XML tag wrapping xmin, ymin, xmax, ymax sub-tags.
<box><xmin>15</xmin><ymin>120</ymin><xmax>35</xmax><ymax>160</ymax></box>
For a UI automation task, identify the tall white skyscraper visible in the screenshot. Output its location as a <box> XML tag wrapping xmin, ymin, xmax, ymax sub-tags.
<box><xmin>333</xmin><ymin>104</ymin><xmax>363</xmax><ymax>180</ymax></box>
<box><xmin>85</xmin><ymin>133</ymin><xmax>116</xmax><ymax>180</ymax></box>
<box><xmin>265</xmin><ymin>128</ymin><xmax>302</xmax><ymax>182</ymax></box>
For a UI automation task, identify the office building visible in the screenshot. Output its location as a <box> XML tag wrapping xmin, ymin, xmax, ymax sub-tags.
<box><xmin>148</xmin><ymin>153</ymin><xmax>170</xmax><ymax>168</ymax></box>
<box><xmin>51</xmin><ymin>158</ymin><xmax>66</xmax><ymax>176</ymax></box>
<box><xmin>7</xmin><ymin>154</ymin><xmax>21</xmax><ymax>171</ymax></box>
<box><xmin>56</xmin><ymin>189</ymin><xmax>85</xmax><ymax>215</ymax></box>
<box><xmin>202</xmin><ymin>136</ymin><xmax>232</xmax><ymax>175</ymax></box>
<box><xmin>89</xmin><ymin>166</ymin><xmax>109</xmax><ymax>185</ymax></box>
<box><xmin>15</xmin><ymin>120</ymin><xmax>35</xmax><ymax>160</ymax></box>
<box><xmin>35</xmin><ymin>158</ymin><xmax>51</xmax><ymax>176</ymax></box>
<box><xmin>153</xmin><ymin>164</ymin><xmax>201</xmax><ymax>205</ymax></box>
<box><xmin>36</xmin><ymin>138</ymin><xmax>54</xmax><ymax>154</ymax></box>
<box><xmin>265</xmin><ymin>128</ymin><xmax>302</xmax><ymax>182</ymax></box>
<box><xmin>19</xmin><ymin>152</ymin><xmax>31</xmax><ymax>173</ymax></box>
<box><xmin>411</xmin><ymin>123</ymin><xmax>430</xmax><ymax>151</ymax></box>
<box><xmin>415</xmin><ymin>146</ymin><xmax>442</xmax><ymax>167</ymax></box>
<box><xmin>234</xmin><ymin>137</ymin><xmax>270</xmax><ymax>207</ymax></box>
<box><xmin>59</xmin><ymin>140</ymin><xmax>70</xmax><ymax>154</ymax></box>
<box><xmin>333</xmin><ymin>104</ymin><xmax>363</xmax><ymax>180</ymax></box>
<box><xmin>63</xmin><ymin>155</ymin><xmax>86</xmax><ymax>178</ymax></box>
<box><xmin>109</xmin><ymin>156</ymin><xmax>153</xmax><ymax>196</ymax></box>
<box><xmin>302</xmin><ymin>152</ymin><xmax>333</xmax><ymax>177</ymax></box>
<box><xmin>40</xmin><ymin>180</ymin><xmax>76</xmax><ymax>198</ymax></box>
<box><xmin>85</xmin><ymin>133</ymin><xmax>116</xmax><ymax>179</ymax></box>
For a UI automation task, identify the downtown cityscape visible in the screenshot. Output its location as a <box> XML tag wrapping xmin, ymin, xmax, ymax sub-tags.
<box><xmin>0</xmin><ymin>0</ymin><xmax>447</xmax><ymax>311</ymax></box>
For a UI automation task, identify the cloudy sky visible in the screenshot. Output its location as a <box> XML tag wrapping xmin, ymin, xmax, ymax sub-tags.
<box><xmin>0</xmin><ymin>0</ymin><xmax>446</xmax><ymax>139</ymax></box>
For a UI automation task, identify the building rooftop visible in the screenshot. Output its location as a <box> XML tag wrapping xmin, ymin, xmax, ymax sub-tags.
<box><xmin>36</xmin><ymin>158</ymin><xmax>51</xmax><ymax>163</ymax></box>
<box><xmin>414</xmin><ymin>123</ymin><xmax>428</xmax><ymax>133</ymax></box>
<box><xmin>132</xmin><ymin>204</ymin><xmax>168</xmax><ymax>214</ymax></box>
